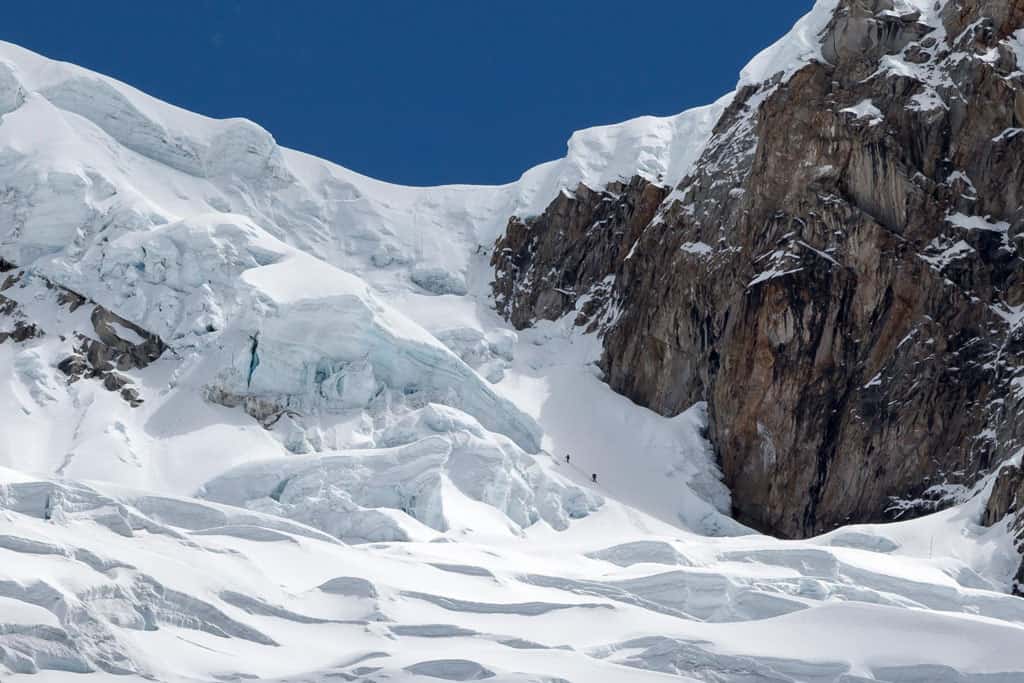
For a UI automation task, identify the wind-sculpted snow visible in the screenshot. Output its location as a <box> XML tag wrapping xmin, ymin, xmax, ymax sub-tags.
<box><xmin>585</xmin><ymin>540</ymin><xmax>693</xmax><ymax>567</ymax></box>
<box><xmin>0</xmin><ymin>469</ymin><xmax>1023</xmax><ymax>681</ymax></box>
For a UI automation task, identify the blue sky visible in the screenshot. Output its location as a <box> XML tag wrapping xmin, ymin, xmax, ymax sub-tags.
<box><xmin>4</xmin><ymin>1</ymin><xmax>811</xmax><ymax>186</ymax></box>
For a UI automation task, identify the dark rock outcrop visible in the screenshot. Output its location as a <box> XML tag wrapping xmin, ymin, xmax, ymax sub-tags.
<box><xmin>983</xmin><ymin>465</ymin><xmax>1024</xmax><ymax>594</ymax></box>
<box><xmin>74</xmin><ymin>306</ymin><xmax>166</xmax><ymax>373</ymax></box>
<box><xmin>57</xmin><ymin>310</ymin><xmax>165</xmax><ymax>407</ymax></box>
<box><xmin>0</xmin><ymin>261</ymin><xmax>166</xmax><ymax>407</ymax></box>
<box><xmin>0</xmin><ymin>270</ymin><xmax>44</xmax><ymax>344</ymax></box>
<box><xmin>492</xmin><ymin>177</ymin><xmax>669</xmax><ymax>331</ymax></box>
<box><xmin>493</xmin><ymin>0</ymin><xmax>1024</xmax><ymax>538</ymax></box>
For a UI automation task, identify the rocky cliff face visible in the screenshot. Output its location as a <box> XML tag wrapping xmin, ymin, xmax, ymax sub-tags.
<box><xmin>492</xmin><ymin>177</ymin><xmax>669</xmax><ymax>331</ymax></box>
<box><xmin>493</xmin><ymin>0</ymin><xmax>1024</xmax><ymax>539</ymax></box>
<box><xmin>983</xmin><ymin>464</ymin><xmax>1024</xmax><ymax>594</ymax></box>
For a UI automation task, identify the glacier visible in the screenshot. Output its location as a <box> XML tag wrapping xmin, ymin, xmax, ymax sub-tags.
<box><xmin>0</xmin><ymin>0</ymin><xmax>1023</xmax><ymax>680</ymax></box>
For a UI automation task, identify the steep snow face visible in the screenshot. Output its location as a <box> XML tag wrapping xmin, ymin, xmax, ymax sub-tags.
<box><xmin>739</xmin><ymin>0</ymin><xmax>839</xmax><ymax>86</ymax></box>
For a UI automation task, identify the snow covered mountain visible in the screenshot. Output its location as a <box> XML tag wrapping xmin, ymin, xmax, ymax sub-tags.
<box><xmin>1</xmin><ymin>0</ymin><xmax>1024</xmax><ymax>680</ymax></box>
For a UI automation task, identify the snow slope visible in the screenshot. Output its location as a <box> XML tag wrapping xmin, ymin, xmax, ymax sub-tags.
<box><xmin>1</xmin><ymin>0</ymin><xmax>1023</xmax><ymax>679</ymax></box>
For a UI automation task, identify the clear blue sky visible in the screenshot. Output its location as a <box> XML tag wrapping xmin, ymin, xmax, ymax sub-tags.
<box><xmin>4</xmin><ymin>1</ymin><xmax>811</xmax><ymax>186</ymax></box>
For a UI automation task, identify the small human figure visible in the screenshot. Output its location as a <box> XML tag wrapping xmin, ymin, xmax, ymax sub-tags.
<box><xmin>565</xmin><ymin>454</ymin><xmax>570</xmax><ymax>464</ymax></box>
<box><xmin>591</xmin><ymin>473</ymin><xmax>597</xmax><ymax>484</ymax></box>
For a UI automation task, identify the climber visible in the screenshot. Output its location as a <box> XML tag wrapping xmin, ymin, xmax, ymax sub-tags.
<box><xmin>565</xmin><ymin>453</ymin><xmax>570</xmax><ymax>464</ymax></box>
<box><xmin>591</xmin><ymin>473</ymin><xmax>597</xmax><ymax>484</ymax></box>
<box><xmin>246</xmin><ymin>331</ymin><xmax>261</xmax><ymax>388</ymax></box>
